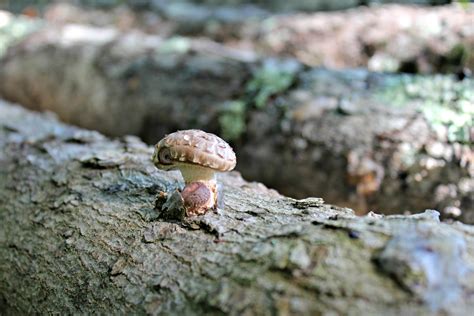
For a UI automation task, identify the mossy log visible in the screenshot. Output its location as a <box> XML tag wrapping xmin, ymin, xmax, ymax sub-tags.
<box><xmin>1</xmin><ymin>100</ymin><xmax>474</xmax><ymax>315</ymax></box>
<box><xmin>0</xmin><ymin>23</ymin><xmax>472</xmax><ymax>222</ymax></box>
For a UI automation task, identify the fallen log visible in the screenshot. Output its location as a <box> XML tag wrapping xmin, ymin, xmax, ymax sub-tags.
<box><xmin>0</xmin><ymin>23</ymin><xmax>472</xmax><ymax>222</ymax></box>
<box><xmin>0</xmin><ymin>99</ymin><xmax>473</xmax><ymax>315</ymax></box>
<box><xmin>41</xmin><ymin>3</ymin><xmax>474</xmax><ymax>74</ymax></box>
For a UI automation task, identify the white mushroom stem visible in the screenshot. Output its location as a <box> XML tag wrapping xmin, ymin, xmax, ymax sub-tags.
<box><xmin>177</xmin><ymin>164</ymin><xmax>217</xmax><ymax>184</ymax></box>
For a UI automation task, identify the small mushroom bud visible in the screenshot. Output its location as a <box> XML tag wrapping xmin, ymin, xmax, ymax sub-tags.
<box><xmin>152</xmin><ymin>129</ymin><xmax>236</xmax><ymax>216</ymax></box>
<box><xmin>181</xmin><ymin>181</ymin><xmax>215</xmax><ymax>216</ymax></box>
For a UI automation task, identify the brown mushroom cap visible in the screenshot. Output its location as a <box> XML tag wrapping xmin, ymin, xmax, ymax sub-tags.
<box><xmin>153</xmin><ymin>129</ymin><xmax>236</xmax><ymax>172</ymax></box>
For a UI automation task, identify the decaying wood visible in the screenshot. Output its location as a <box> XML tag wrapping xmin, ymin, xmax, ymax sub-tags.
<box><xmin>0</xmin><ymin>22</ymin><xmax>472</xmax><ymax>222</ymax></box>
<box><xmin>1</xmin><ymin>100</ymin><xmax>474</xmax><ymax>315</ymax></box>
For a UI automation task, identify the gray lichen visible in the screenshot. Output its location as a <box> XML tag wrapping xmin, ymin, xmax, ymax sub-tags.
<box><xmin>375</xmin><ymin>222</ymin><xmax>472</xmax><ymax>311</ymax></box>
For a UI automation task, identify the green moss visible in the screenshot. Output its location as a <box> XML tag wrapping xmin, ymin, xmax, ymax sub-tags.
<box><xmin>0</xmin><ymin>13</ymin><xmax>42</xmax><ymax>58</ymax></box>
<box><xmin>457</xmin><ymin>0</ymin><xmax>471</xmax><ymax>9</ymax></box>
<box><xmin>375</xmin><ymin>75</ymin><xmax>474</xmax><ymax>144</ymax></box>
<box><xmin>246</xmin><ymin>59</ymin><xmax>299</xmax><ymax>108</ymax></box>
<box><xmin>447</xmin><ymin>44</ymin><xmax>468</xmax><ymax>65</ymax></box>
<box><xmin>157</xmin><ymin>36</ymin><xmax>191</xmax><ymax>55</ymax></box>
<box><xmin>218</xmin><ymin>60</ymin><xmax>300</xmax><ymax>141</ymax></box>
<box><xmin>218</xmin><ymin>100</ymin><xmax>246</xmax><ymax>141</ymax></box>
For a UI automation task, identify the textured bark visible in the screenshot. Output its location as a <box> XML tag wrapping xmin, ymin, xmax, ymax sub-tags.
<box><xmin>41</xmin><ymin>3</ymin><xmax>474</xmax><ymax>74</ymax></box>
<box><xmin>1</xmin><ymin>100</ymin><xmax>474</xmax><ymax>315</ymax></box>
<box><xmin>0</xmin><ymin>23</ymin><xmax>472</xmax><ymax>223</ymax></box>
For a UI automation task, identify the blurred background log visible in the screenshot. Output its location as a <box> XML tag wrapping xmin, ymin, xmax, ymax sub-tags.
<box><xmin>1</xmin><ymin>100</ymin><xmax>473</xmax><ymax>315</ymax></box>
<box><xmin>2</xmin><ymin>1</ymin><xmax>473</xmax><ymax>73</ymax></box>
<box><xmin>0</xmin><ymin>21</ymin><xmax>472</xmax><ymax>222</ymax></box>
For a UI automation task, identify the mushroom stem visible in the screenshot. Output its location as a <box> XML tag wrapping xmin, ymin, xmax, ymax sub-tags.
<box><xmin>178</xmin><ymin>164</ymin><xmax>217</xmax><ymax>184</ymax></box>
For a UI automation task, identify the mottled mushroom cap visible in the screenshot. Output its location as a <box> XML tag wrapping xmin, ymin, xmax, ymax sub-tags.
<box><xmin>153</xmin><ymin>129</ymin><xmax>236</xmax><ymax>172</ymax></box>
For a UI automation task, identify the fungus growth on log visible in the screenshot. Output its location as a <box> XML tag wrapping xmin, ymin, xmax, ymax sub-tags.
<box><xmin>152</xmin><ymin>129</ymin><xmax>236</xmax><ymax>216</ymax></box>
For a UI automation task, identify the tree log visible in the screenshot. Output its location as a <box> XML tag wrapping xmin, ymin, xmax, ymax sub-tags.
<box><xmin>1</xmin><ymin>99</ymin><xmax>474</xmax><ymax>315</ymax></box>
<box><xmin>0</xmin><ymin>22</ymin><xmax>472</xmax><ymax>222</ymax></box>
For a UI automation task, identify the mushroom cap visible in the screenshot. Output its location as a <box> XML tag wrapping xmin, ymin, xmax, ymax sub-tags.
<box><xmin>153</xmin><ymin>129</ymin><xmax>236</xmax><ymax>172</ymax></box>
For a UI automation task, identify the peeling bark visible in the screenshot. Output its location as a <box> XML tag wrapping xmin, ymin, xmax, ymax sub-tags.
<box><xmin>0</xmin><ymin>23</ymin><xmax>472</xmax><ymax>222</ymax></box>
<box><xmin>1</xmin><ymin>100</ymin><xmax>474</xmax><ymax>315</ymax></box>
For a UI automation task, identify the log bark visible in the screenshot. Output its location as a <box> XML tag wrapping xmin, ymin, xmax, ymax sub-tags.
<box><xmin>1</xmin><ymin>99</ymin><xmax>474</xmax><ymax>315</ymax></box>
<box><xmin>0</xmin><ymin>23</ymin><xmax>472</xmax><ymax>223</ymax></box>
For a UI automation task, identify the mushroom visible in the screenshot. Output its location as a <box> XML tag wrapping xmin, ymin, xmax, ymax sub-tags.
<box><xmin>152</xmin><ymin>129</ymin><xmax>236</xmax><ymax>216</ymax></box>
